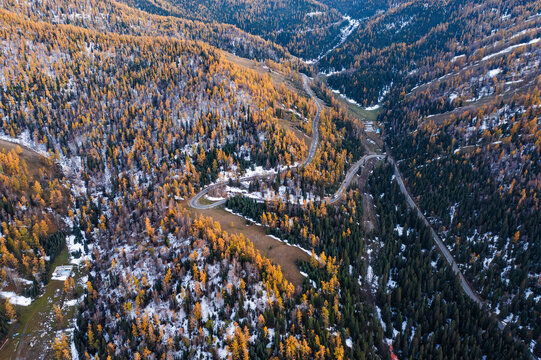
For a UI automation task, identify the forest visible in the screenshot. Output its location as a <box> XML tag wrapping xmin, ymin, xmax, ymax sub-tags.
<box><xmin>374</xmin><ymin>1</ymin><xmax>541</xmax><ymax>345</ymax></box>
<box><xmin>224</xmin><ymin>159</ymin><xmax>533</xmax><ymax>359</ymax></box>
<box><xmin>119</xmin><ymin>0</ymin><xmax>347</xmax><ymax>59</ymax></box>
<box><xmin>0</xmin><ymin>2</ymin><xmax>369</xmax><ymax>358</ymax></box>
<box><xmin>0</xmin><ymin>144</ymin><xmax>69</xmax><ymax>339</ymax></box>
<box><xmin>0</xmin><ymin>0</ymin><xmax>538</xmax><ymax>358</ymax></box>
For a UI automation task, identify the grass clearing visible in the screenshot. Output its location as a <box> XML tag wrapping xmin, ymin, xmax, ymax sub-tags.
<box><xmin>0</xmin><ymin>140</ymin><xmax>61</xmax><ymax>185</ymax></box>
<box><xmin>183</xmin><ymin>201</ymin><xmax>309</xmax><ymax>291</ymax></box>
<box><xmin>348</xmin><ymin>103</ymin><xmax>382</xmax><ymax>122</ymax></box>
<box><xmin>0</xmin><ymin>139</ymin><xmax>81</xmax><ymax>359</ymax></box>
<box><xmin>0</xmin><ymin>247</ymin><xmax>83</xmax><ymax>360</ymax></box>
<box><xmin>198</xmin><ymin>197</ymin><xmax>222</xmax><ymax>206</ymax></box>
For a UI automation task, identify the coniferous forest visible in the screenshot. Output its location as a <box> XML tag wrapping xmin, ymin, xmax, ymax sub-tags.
<box><xmin>0</xmin><ymin>0</ymin><xmax>538</xmax><ymax>359</ymax></box>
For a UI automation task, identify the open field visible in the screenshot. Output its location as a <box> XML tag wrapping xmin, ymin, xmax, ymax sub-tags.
<box><xmin>344</xmin><ymin>101</ymin><xmax>382</xmax><ymax>122</ymax></box>
<box><xmin>356</xmin><ymin>157</ymin><xmax>381</xmax><ymax>235</ymax></box>
<box><xmin>224</xmin><ymin>52</ymin><xmax>306</xmax><ymax>95</ymax></box>
<box><xmin>0</xmin><ymin>248</ymin><xmax>81</xmax><ymax>360</ymax></box>
<box><xmin>183</xmin><ymin>202</ymin><xmax>310</xmax><ymax>291</ymax></box>
<box><xmin>0</xmin><ymin>140</ymin><xmax>61</xmax><ymax>185</ymax></box>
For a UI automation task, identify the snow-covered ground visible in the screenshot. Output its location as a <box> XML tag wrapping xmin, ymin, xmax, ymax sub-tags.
<box><xmin>266</xmin><ymin>234</ymin><xmax>315</xmax><ymax>258</ymax></box>
<box><xmin>66</xmin><ymin>234</ymin><xmax>92</xmax><ymax>265</ymax></box>
<box><xmin>0</xmin><ymin>291</ymin><xmax>32</xmax><ymax>306</ymax></box>
<box><xmin>481</xmin><ymin>38</ymin><xmax>540</xmax><ymax>61</ymax></box>
<box><xmin>305</xmin><ymin>16</ymin><xmax>360</xmax><ymax>64</ymax></box>
<box><xmin>365</xmin><ymin>104</ymin><xmax>381</xmax><ymax>111</ymax></box>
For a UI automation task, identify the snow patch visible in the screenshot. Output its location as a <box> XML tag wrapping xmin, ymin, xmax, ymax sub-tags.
<box><xmin>0</xmin><ymin>291</ymin><xmax>32</xmax><ymax>306</ymax></box>
<box><xmin>481</xmin><ymin>38</ymin><xmax>540</xmax><ymax>61</ymax></box>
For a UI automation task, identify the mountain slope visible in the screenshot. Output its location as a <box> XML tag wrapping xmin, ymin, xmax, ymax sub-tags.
<box><xmin>354</xmin><ymin>1</ymin><xmax>541</xmax><ymax>353</ymax></box>
<box><xmin>0</xmin><ymin>5</ymin><xmax>368</xmax><ymax>359</ymax></box>
<box><xmin>0</xmin><ymin>0</ymin><xmax>288</xmax><ymax>60</ymax></box>
<box><xmin>120</xmin><ymin>0</ymin><xmax>349</xmax><ymax>59</ymax></box>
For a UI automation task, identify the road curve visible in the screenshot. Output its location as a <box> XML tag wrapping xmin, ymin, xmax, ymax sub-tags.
<box><xmin>190</xmin><ymin>75</ymin><xmax>321</xmax><ymax>210</ymax></box>
<box><xmin>188</xmin><ymin>184</ymin><xmax>227</xmax><ymax>210</ymax></box>
<box><xmin>189</xmin><ymin>174</ymin><xmax>265</xmax><ymax>210</ymax></box>
<box><xmin>326</xmin><ymin>154</ymin><xmax>384</xmax><ymax>204</ymax></box>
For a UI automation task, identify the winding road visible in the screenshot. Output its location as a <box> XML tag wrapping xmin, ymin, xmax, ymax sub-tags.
<box><xmin>189</xmin><ymin>75</ymin><xmax>378</xmax><ymax>210</ymax></box>
<box><xmin>190</xmin><ymin>74</ymin><xmax>321</xmax><ymax>210</ymax></box>
<box><xmin>327</xmin><ymin>154</ymin><xmax>384</xmax><ymax>204</ymax></box>
<box><xmin>188</xmin><ymin>72</ymin><xmax>534</xmax><ymax>357</ymax></box>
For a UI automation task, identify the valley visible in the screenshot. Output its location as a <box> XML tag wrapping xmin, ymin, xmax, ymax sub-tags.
<box><xmin>0</xmin><ymin>0</ymin><xmax>538</xmax><ymax>359</ymax></box>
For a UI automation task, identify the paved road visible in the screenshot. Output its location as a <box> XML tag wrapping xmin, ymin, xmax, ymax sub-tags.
<box><xmin>387</xmin><ymin>156</ymin><xmax>540</xmax><ymax>358</ymax></box>
<box><xmin>185</xmin><ymin>74</ymin><xmax>536</xmax><ymax>357</ymax></box>
<box><xmin>327</xmin><ymin>154</ymin><xmax>384</xmax><ymax>204</ymax></box>
<box><xmin>189</xmin><ymin>175</ymin><xmax>262</xmax><ymax>210</ymax></box>
<box><xmin>302</xmin><ymin>75</ymin><xmax>321</xmax><ymax>166</ymax></box>
<box><xmin>191</xmin><ymin>154</ymin><xmax>384</xmax><ymax>209</ymax></box>
<box><xmin>191</xmin><ymin>142</ymin><xmax>518</xmax><ymax>338</ymax></box>
<box><xmin>190</xmin><ymin>75</ymin><xmax>321</xmax><ymax>210</ymax></box>
<box><xmin>352</xmin><ymin>143</ymin><xmax>513</xmax><ymax>333</ymax></box>
<box><xmin>188</xmin><ymin>184</ymin><xmax>227</xmax><ymax>210</ymax></box>
<box><xmin>386</xmin><ymin>157</ymin><xmax>485</xmax><ymax>305</ymax></box>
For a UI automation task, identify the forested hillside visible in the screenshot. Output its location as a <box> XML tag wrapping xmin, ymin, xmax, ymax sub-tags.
<box><xmin>301</xmin><ymin>0</ymin><xmax>541</xmax><ymax>352</ymax></box>
<box><xmin>0</xmin><ymin>0</ymin><xmax>287</xmax><ymax>61</ymax></box>
<box><xmin>0</xmin><ymin>3</ymin><xmax>365</xmax><ymax>358</ymax></box>
<box><xmin>316</xmin><ymin>0</ymin><xmax>388</xmax><ymax>19</ymax></box>
<box><xmin>211</xmin><ymin>98</ymin><xmax>365</xmax><ymax>203</ymax></box>
<box><xmin>0</xmin><ymin>8</ymin><xmax>312</xmax><ymax>190</ymax></box>
<box><xmin>225</xmin><ymin>190</ymin><xmax>391</xmax><ymax>359</ymax></box>
<box><xmin>0</xmin><ymin>0</ymin><xmax>539</xmax><ymax>358</ymax></box>
<box><xmin>320</xmin><ymin>0</ymin><xmax>541</xmax><ymax>105</ymax></box>
<box><xmin>223</xmin><ymin>160</ymin><xmax>532</xmax><ymax>359</ymax></box>
<box><xmin>373</xmin><ymin>1</ymin><xmax>541</xmax><ymax>350</ymax></box>
<box><xmin>119</xmin><ymin>0</ymin><xmax>350</xmax><ymax>59</ymax></box>
<box><xmin>368</xmin><ymin>164</ymin><xmax>531</xmax><ymax>359</ymax></box>
<box><xmin>74</xmin><ymin>211</ymin><xmax>355</xmax><ymax>358</ymax></box>
<box><xmin>0</xmin><ymin>143</ymin><xmax>68</xmax><ymax>341</ymax></box>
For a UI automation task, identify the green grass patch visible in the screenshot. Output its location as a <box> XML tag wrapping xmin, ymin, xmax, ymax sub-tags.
<box><xmin>199</xmin><ymin>197</ymin><xmax>224</xmax><ymax>205</ymax></box>
<box><xmin>0</xmin><ymin>247</ymin><xmax>84</xmax><ymax>360</ymax></box>
<box><xmin>318</xmin><ymin>75</ymin><xmax>383</xmax><ymax>122</ymax></box>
